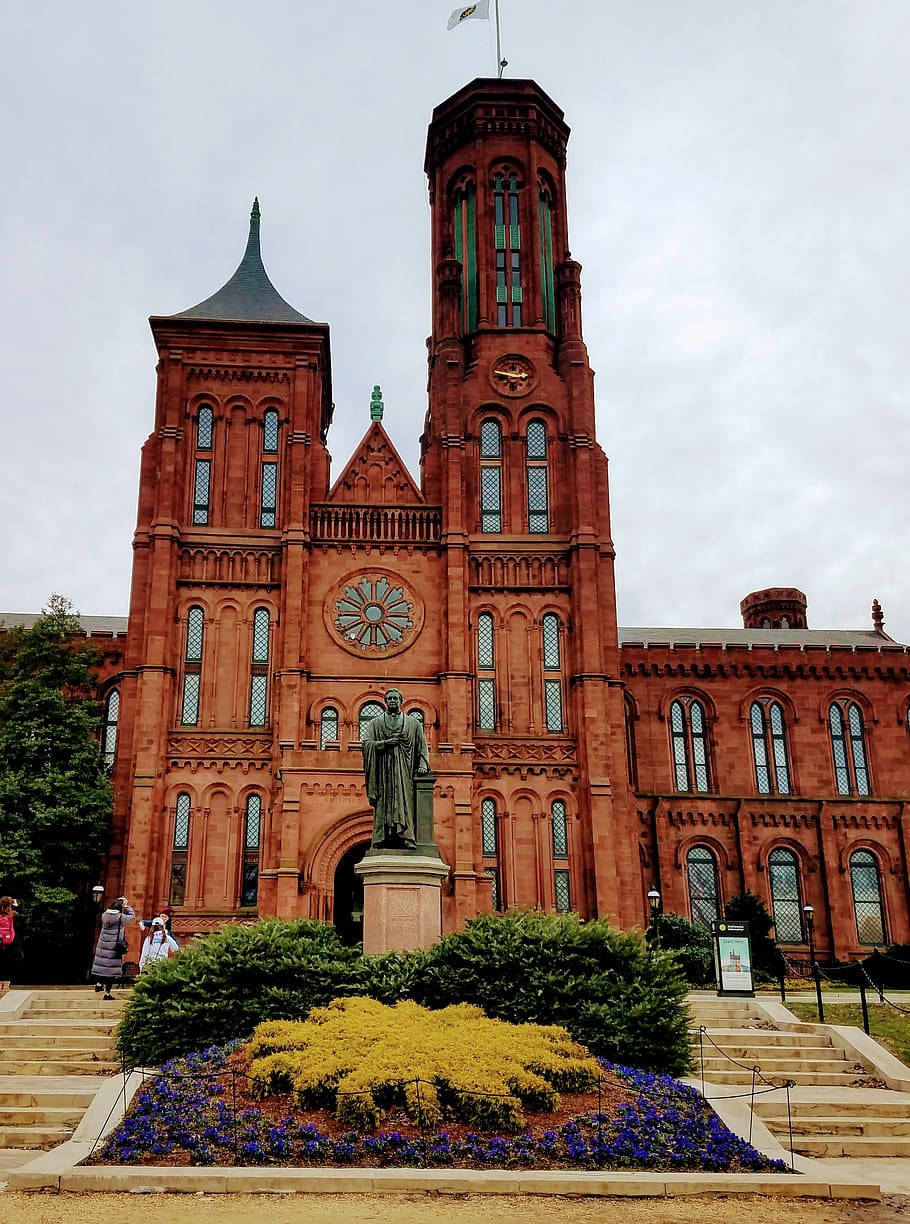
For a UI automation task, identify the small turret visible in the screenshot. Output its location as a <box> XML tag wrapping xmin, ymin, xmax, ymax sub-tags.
<box><xmin>740</xmin><ymin>588</ymin><xmax>808</xmax><ymax>630</ymax></box>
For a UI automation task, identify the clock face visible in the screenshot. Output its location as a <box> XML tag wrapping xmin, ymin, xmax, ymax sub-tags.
<box><xmin>489</xmin><ymin>355</ymin><xmax>536</xmax><ymax>397</ymax></box>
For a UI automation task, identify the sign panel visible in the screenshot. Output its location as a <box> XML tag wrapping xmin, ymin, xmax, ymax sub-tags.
<box><xmin>712</xmin><ymin>920</ymin><xmax>755</xmax><ymax>997</ymax></box>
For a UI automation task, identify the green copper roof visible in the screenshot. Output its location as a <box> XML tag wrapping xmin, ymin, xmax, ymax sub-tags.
<box><xmin>172</xmin><ymin>198</ymin><xmax>313</xmax><ymax>324</ymax></box>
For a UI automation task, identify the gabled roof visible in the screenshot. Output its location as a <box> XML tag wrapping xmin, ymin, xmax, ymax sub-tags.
<box><xmin>0</xmin><ymin>613</ymin><xmax>128</xmax><ymax>636</ymax></box>
<box><xmin>618</xmin><ymin>627</ymin><xmax>906</xmax><ymax>652</ymax></box>
<box><xmin>170</xmin><ymin>199</ymin><xmax>313</xmax><ymax>325</ymax></box>
<box><xmin>327</xmin><ymin>421</ymin><xmax>423</xmax><ymax>505</ymax></box>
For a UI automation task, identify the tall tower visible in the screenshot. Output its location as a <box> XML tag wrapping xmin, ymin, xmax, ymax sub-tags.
<box><xmin>423</xmin><ymin>79</ymin><xmax>638</xmax><ymax>925</ymax></box>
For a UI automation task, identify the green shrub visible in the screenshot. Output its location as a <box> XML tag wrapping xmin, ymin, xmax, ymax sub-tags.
<box><xmin>117</xmin><ymin>920</ymin><xmax>364</xmax><ymax>1066</ymax></box>
<box><xmin>407</xmin><ymin>910</ymin><xmax>691</xmax><ymax>1076</ymax></box>
<box><xmin>723</xmin><ymin>892</ymin><xmax>785</xmax><ymax>982</ymax></box>
<box><xmin>646</xmin><ymin>911</ymin><xmax>715</xmax><ymax>987</ymax></box>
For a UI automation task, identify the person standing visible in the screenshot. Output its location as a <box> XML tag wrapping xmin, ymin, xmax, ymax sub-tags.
<box><xmin>91</xmin><ymin>897</ymin><xmax>135</xmax><ymax>1000</ymax></box>
<box><xmin>138</xmin><ymin>917</ymin><xmax>178</xmax><ymax>971</ymax></box>
<box><xmin>0</xmin><ymin>897</ymin><xmax>16</xmax><ymax>993</ymax></box>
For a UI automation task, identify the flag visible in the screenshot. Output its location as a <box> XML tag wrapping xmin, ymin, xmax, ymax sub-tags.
<box><xmin>447</xmin><ymin>0</ymin><xmax>491</xmax><ymax>31</ymax></box>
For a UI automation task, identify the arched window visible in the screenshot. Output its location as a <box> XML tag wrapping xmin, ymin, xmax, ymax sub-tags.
<box><xmin>670</xmin><ymin>698</ymin><xmax>710</xmax><ymax>793</ymax></box>
<box><xmin>241</xmin><ymin>794</ymin><xmax>262</xmax><ymax>908</ymax></box>
<box><xmin>408</xmin><ymin>708</ymin><xmax>425</xmax><ymax>724</ymax></box>
<box><xmin>687</xmin><ymin>846</ymin><xmax>720</xmax><ymax>929</ymax></box>
<box><xmin>541</xmin><ymin>612</ymin><xmax>563</xmax><ymax>732</ymax></box>
<box><xmin>538</xmin><ymin>181</ymin><xmax>556</xmax><ymax>333</ymax></box>
<box><xmin>320</xmin><ymin>706</ymin><xmax>339</xmax><ymax>749</ymax></box>
<box><xmin>750</xmin><ymin>699</ymin><xmax>791</xmax><ymax>795</ymax></box>
<box><xmin>624</xmin><ymin>697</ymin><xmax>639</xmax><ymax>790</ymax></box>
<box><xmin>453</xmin><ymin>178</ymin><xmax>478</xmax><ymax>333</ymax></box>
<box><xmin>481</xmin><ymin>796</ymin><xmax>502</xmax><ymax>911</ymax></box>
<box><xmin>768</xmin><ymin>848</ymin><xmax>803</xmax><ymax>943</ymax></box>
<box><xmin>526</xmin><ymin>419</ymin><xmax>549</xmax><ymax>533</ymax></box>
<box><xmin>192</xmin><ymin>405</ymin><xmax>213</xmax><ymax>525</ymax></box>
<box><xmin>829</xmin><ymin>700</ymin><xmax>871</xmax><ymax>796</ymax></box>
<box><xmin>479</xmin><ymin>420</ymin><xmax>502</xmax><ymax>533</ymax></box>
<box><xmin>180</xmin><ymin>606</ymin><xmax>204</xmax><ymax>726</ymax></box>
<box><xmin>101</xmin><ymin>689</ymin><xmax>120</xmax><ymax>773</ymax></box>
<box><xmin>476</xmin><ymin>612</ymin><xmax>496</xmax><ymax>731</ymax></box>
<box><xmin>551</xmin><ymin>799</ymin><xmax>571</xmax><ymax>914</ymax></box>
<box><xmin>493</xmin><ymin>167</ymin><xmax>523</xmax><ymax>326</ymax></box>
<box><xmin>260</xmin><ymin>411</ymin><xmax>279</xmax><ymax>528</ymax></box>
<box><xmin>248</xmin><ymin>608</ymin><xmax>270</xmax><ymax>727</ymax></box>
<box><xmin>850</xmin><ymin>849</ymin><xmax>886</xmax><ymax>945</ymax></box>
<box><xmin>170</xmin><ymin>793</ymin><xmax>191</xmax><ymax>906</ymax></box>
<box><xmin>359</xmin><ymin>701</ymin><xmax>385</xmax><ymax>740</ymax></box>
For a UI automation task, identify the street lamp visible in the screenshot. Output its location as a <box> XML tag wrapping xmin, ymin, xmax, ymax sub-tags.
<box><xmin>803</xmin><ymin>903</ymin><xmax>825</xmax><ymax>1023</ymax></box>
<box><xmin>647</xmin><ymin>888</ymin><xmax>661</xmax><ymax>950</ymax></box>
<box><xmin>91</xmin><ymin>885</ymin><xmax>104</xmax><ymax>906</ymax></box>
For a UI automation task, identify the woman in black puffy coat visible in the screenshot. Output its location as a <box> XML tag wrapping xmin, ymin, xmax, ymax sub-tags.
<box><xmin>90</xmin><ymin>897</ymin><xmax>135</xmax><ymax>999</ymax></box>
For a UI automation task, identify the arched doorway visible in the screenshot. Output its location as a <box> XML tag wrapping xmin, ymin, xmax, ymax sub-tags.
<box><xmin>333</xmin><ymin>842</ymin><xmax>370</xmax><ymax>946</ymax></box>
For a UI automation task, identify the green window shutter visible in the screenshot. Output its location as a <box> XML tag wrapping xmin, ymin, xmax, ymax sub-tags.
<box><xmin>494</xmin><ymin>223</ymin><xmax>506</xmax><ymax>249</ymax></box>
<box><xmin>511</xmin><ymin>286</ymin><xmax>523</xmax><ymax>303</ymax></box>
<box><xmin>509</xmin><ymin>225</ymin><xmax>520</xmax><ymax>250</ymax></box>
<box><xmin>496</xmin><ymin>285</ymin><xmax>508</xmax><ymax>304</ymax></box>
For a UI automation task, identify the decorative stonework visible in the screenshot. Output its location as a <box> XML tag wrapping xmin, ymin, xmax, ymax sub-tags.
<box><xmin>324</xmin><ymin>570</ymin><xmax>424</xmax><ymax>658</ymax></box>
<box><xmin>474</xmin><ymin>739</ymin><xmax>576</xmax><ymax>764</ymax></box>
<box><xmin>167</xmin><ymin>734</ymin><xmax>273</xmax><ymax>758</ymax></box>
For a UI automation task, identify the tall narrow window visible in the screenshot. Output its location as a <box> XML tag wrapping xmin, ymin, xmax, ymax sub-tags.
<box><xmin>768</xmin><ymin>848</ymin><xmax>803</xmax><ymax>943</ymax></box>
<box><xmin>170</xmin><ymin>793</ymin><xmax>191</xmax><ymax>906</ymax></box>
<box><xmin>248</xmin><ymin>608</ymin><xmax>270</xmax><ymax>727</ymax></box>
<box><xmin>241</xmin><ymin>794</ymin><xmax>261</xmax><ymax>908</ymax></box>
<box><xmin>670</xmin><ymin>698</ymin><xmax>710</xmax><ymax>793</ymax></box>
<box><xmin>192</xmin><ymin>405</ymin><xmax>213</xmax><ymax>525</ymax></box>
<box><xmin>260</xmin><ymin>409</ymin><xmax>279</xmax><ymax>528</ymax></box>
<box><xmin>624</xmin><ymin>698</ymin><xmax>639</xmax><ymax>790</ymax></box>
<box><xmin>542</xmin><ymin>612</ymin><xmax>563</xmax><ymax>733</ymax></box>
<box><xmin>526</xmin><ymin>419</ymin><xmax>549</xmax><ymax>533</ymax></box>
<box><xmin>687</xmin><ymin>845</ymin><xmax>720</xmax><ymax>929</ymax></box>
<box><xmin>453</xmin><ymin>179</ymin><xmax>478</xmax><ymax>333</ymax></box>
<box><xmin>101</xmin><ymin>689</ymin><xmax>120</xmax><ymax>773</ymax></box>
<box><xmin>538</xmin><ymin>183</ymin><xmax>556</xmax><ymax>332</ymax></box>
<box><xmin>551</xmin><ymin>799</ymin><xmax>570</xmax><ymax>914</ymax></box>
<box><xmin>180</xmin><ymin>606</ymin><xmax>204</xmax><ymax>726</ymax></box>
<box><xmin>750</xmin><ymin>699</ymin><xmax>791</xmax><ymax>795</ymax></box>
<box><xmin>493</xmin><ymin>169</ymin><xmax>523</xmax><ymax>326</ymax></box>
<box><xmin>320</xmin><ymin>706</ymin><xmax>339</xmax><ymax>749</ymax></box>
<box><xmin>359</xmin><ymin>701</ymin><xmax>385</xmax><ymax>740</ymax></box>
<box><xmin>479</xmin><ymin>419</ymin><xmax>502</xmax><ymax>533</ymax></box>
<box><xmin>481</xmin><ymin>796</ymin><xmax>502</xmax><ymax>912</ymax></box>
<box><xmin>829</xmin><ymin>701</ymin><xmax>871</xmax><ymax>796</ymax></box>
<box><xmin>850</xmin><ymin>849</ymin><xmax>886</xmax><ymax>944</ymax></box>
<box><xmin>476</xmin><ymin>612</ymin><xmax>496</xmax><ymax>731</ymax></box>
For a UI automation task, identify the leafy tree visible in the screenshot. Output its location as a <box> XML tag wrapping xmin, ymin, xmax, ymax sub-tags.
<box><xmin>646</xmin><ymin>911</ymin><xmax>715</xmax><ymax>987</ymax></box>
<box><xmin>0</xmin><ymin>595</ymin><xmax>112</xmax><ymax>980</ymax></box>
<box><xmin>724</xmin><ymin>891</ymin><xmax>785</xmax><ymax>982</ymax></box>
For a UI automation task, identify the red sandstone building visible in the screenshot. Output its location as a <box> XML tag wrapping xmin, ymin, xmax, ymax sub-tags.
<box><xmin>12</xmin><ymin>78</ymin><xmax>910</xmax><ymax>961</ymax></box>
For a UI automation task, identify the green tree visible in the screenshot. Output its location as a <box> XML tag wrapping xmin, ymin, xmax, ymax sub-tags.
<box><xmin>724</xmin><ymin>891</ymin><xmax>786</xmax><ymax>982</ymax></box>
<box><xmin>0</xmin><ymin>595</ymin><xmax>112</xmax><ymax>980</ymax></box>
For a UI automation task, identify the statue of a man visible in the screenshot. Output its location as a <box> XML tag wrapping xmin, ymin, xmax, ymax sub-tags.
<box><xmin>361</xmin><ymin>688</ymin><xmax>430</xmax><ymax>850</ymax></box>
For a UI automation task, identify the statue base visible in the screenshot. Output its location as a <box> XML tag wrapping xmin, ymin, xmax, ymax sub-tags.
<box><xmin>355</xmin><ymin>852</ymin><xmax>450</xmax><ymax>955</ymax></box>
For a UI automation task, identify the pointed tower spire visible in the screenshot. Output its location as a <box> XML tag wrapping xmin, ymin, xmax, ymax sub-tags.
<box><xmin>171</xmin><ymin>198</ymin><xmax>313</xmax><ymax>324</ymax></box>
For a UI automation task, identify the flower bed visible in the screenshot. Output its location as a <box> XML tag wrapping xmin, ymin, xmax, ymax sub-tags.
<box><xmin>89</xmin><ymin>1044</ymin><xmax>788</xmax><ymax>1173</ymax></box>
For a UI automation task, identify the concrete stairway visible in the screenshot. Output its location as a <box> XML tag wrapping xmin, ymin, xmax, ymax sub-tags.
<box><xmin>0</xmin><ymin>988</ymin><xmax>123</xmax><ymax>1154</ymax></box>
<box><xmin>753</xmin><ymin>1092</ymin><xmax>910</xmax><ymax>1158</ymax></box>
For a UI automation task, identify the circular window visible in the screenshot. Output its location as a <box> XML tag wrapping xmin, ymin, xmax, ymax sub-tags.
<box><xmin>324</xmin><ymin>571</ymin><xmax>424</xmax><ymax>658</ymax></box>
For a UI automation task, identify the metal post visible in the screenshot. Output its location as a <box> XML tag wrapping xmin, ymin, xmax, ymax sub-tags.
<box><xmin>804</xmin><ymin>904</ymin><xmax>824</xmax><ymax>1024</ymax></box>
<box><xmin>858</xmin><ymin>976</ymin><xmax>870</xmax><ymax>1035</ymax></box>
<box><xmin>779</xmin><ymin>973</ymin><xmax>786</xmax><ymax>1003</ymax></box>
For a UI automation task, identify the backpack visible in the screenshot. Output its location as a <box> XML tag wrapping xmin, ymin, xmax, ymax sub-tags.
<box><xmin>0</xmin><ymin>914</ymin><xmax>15</xmax><ymax>946</ymax></box>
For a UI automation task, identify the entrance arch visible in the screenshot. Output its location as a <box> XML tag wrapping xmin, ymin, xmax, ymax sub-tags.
<box><xmin>333</xmin><ymin>841</ymin><xmax>370</xmax><ymax>946</ymax></box>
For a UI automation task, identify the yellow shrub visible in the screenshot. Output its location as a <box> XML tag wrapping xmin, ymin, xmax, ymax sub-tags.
<box><xmin>246</xmin><ymin>996</ymin><xmax>600</xmax><ymax>1132</ymax></box>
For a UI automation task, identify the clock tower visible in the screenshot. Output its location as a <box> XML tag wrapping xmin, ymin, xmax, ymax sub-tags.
<box><xmin>422</xmin><ymin>79</ymin><xmax>638</xmax><ymax>925</ymax></box>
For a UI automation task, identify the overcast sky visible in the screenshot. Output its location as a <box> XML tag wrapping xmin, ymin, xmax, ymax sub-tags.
<box><xmin>2</xmin><ymin>1</ymin><xmax>908</xmax><ymax>643</ymax></box>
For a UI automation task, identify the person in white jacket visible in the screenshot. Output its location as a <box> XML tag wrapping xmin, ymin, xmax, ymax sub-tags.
<box><xmin>138</xmin><ymin>917</ymin><xmax>179</xmax><ymax>971</ymax></box>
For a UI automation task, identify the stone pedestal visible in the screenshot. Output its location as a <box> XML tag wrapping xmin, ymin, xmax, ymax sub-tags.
<box><xmin>355</xmin><ymin>852</ymin><xmax>450</xmax><ymax>955</ymax></box>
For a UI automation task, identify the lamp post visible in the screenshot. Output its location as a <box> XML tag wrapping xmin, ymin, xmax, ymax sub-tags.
<box><xmin>647</xmin><ymin>888</ymin><xmax>661</xmax><ymax>950</ymax></box>
<box><xmin>803</xmin><ymin>903</ymin><xmax>825</xmax><ymax>1024</ymax></box>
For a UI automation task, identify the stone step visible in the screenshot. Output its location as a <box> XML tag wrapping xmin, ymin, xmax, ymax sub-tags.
<box><xmin>0</xmin><ymin>1106</ymin><xmax>85</xmax><ymax>1127</ymax></box>
<box><xmin>784</xmin><ymin>1134</ymin><xmax>910</xmax><ymax>1158</ymax></box>
<box><xmin>699</xmin><ymin>1056</ymin><xmax>854</xmax><ymax>1074</ymax></box>
<box><xmin>701</xmin><ymin>1069</ymin><xmax>863</xmax><ymax>1087</ymax></box>
<box><xmin>0</xmin><ymin>1034</ymin><xmax>115</xmax><ymax>1050</ymax></box>
<box><xmin>753</xmin><ymin>1096</ymin><xmax>910</xmax><ymax>1119</ymax></box>
<box><xmin>697</xmin><ymin>1043</ymin><xmax>841</xmax><ymax>1060</ymax></box>
<box><xmin>762</xmin><ymin>1115</ymin><xmax>910</xmax><ymax>1138</ymax></box>
<box><xmin>696</xmin><ymin>1029</ymin><xmax>828</xmax><ymax>1048</ymax></box>
<box><xmin>0</xmin><ymin>1091</ymin><xmax>96</xmax><ymax>1109</ymax></box>
<box><xmin>24</xmin><ymin>1007</ymin><xmax>125</xmax><ymax>1020</ymax></box>
<box><xmin>0</xmin><ymin>1060</ymin><xmax>119</xmax><ymax>1076</ymax></box>
<box><xmin>0</xmin><ymin>1125</ymin><xmax>74</xmax><ymax>1150</ymax></box>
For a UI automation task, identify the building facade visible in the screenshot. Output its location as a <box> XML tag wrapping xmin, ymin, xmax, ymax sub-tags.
<box><xmin>39</xmin><ymin>78</ymin><xmax>910</xmax><ymax>961</ymax></box>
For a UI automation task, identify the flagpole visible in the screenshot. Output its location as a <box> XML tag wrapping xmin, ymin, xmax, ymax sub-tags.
<box><xmin>495</xmin><ymin>0</ymin><xmax>505</xmax><ymax>78</ymax></box>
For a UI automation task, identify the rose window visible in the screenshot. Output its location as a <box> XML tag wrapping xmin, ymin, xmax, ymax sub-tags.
<box><xmin>334</xmin><ymin>577</ymin><xmax>414</xmax><ymax>652</ymax></box>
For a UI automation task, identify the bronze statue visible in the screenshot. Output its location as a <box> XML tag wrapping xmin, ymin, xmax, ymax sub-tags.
<box><xmin>361</xmin><ymin>688</ymin><xmax>429</xmax><ymax>849</ymax></box>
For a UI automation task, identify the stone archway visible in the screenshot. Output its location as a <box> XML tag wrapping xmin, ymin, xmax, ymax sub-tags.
<box><xmin>333</xmin><ymin>841</ymin><xmax>370</xmax><ymax>946</ymax></box>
